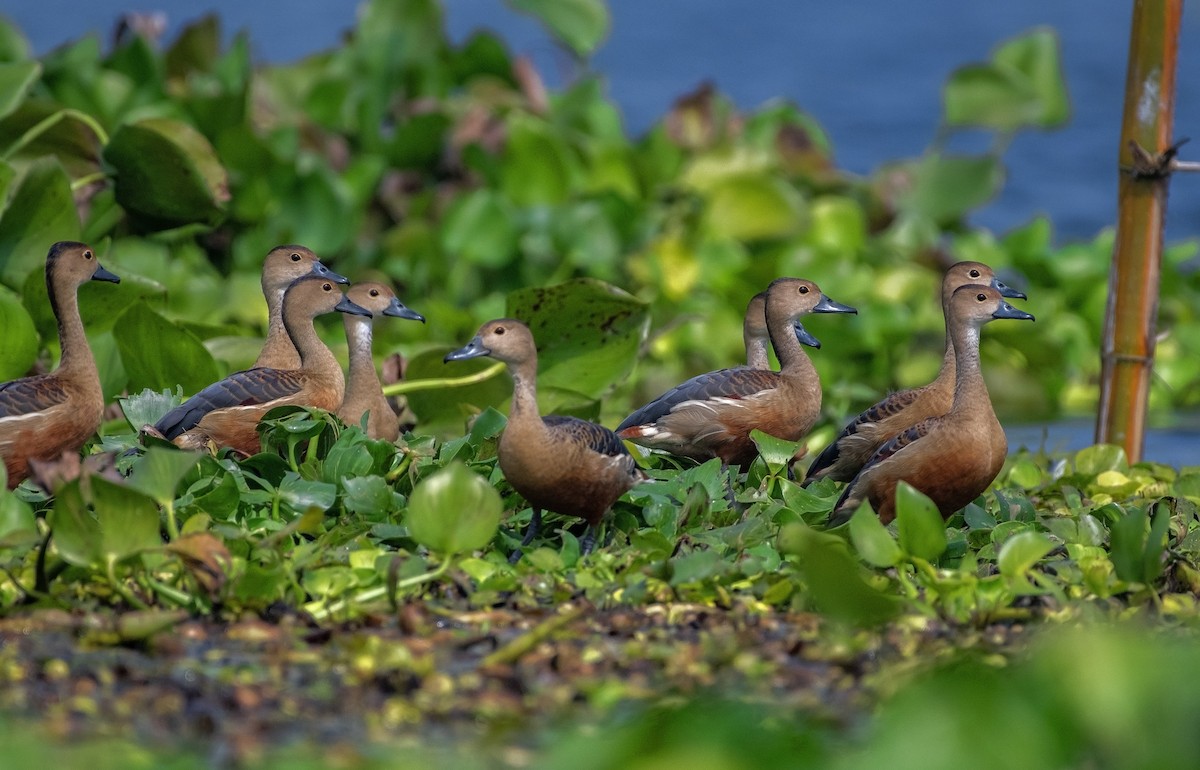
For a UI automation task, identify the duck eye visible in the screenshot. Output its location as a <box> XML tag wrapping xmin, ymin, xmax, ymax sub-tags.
<box><xmin>83</xmin><ymin>250</ymin><xmax>93</xmax><ymax>260</ymax></box>
<box><xmin>798</xmin><ymin>285</ymin><xmax>809</xmax><ymax>294</ymax></box>
<box><xmin>976</xmin><ymin>293</ymin><xmax>987</xmax><ymax>302</ymax></box>
<box><xmin>369</xmin><ymin>289</ymin><xmax>379</xmax><ymax>297</ymax></box>
<box><xmin>291</xmin><ymin>253</ymin><xmax>302</xmax><ymax>262</ymax></box>
<box><xmin>495</xmin><ymin>327</ymin><xmax>506</xmax><ymax>335</ymax></box>
<box><xmin>969</xmin><ymin>269</ymin><xmax>980</xmax><ymax>278</ymax></box>
<box><xmin>323</xmin><ymin>283</ymin><xmax>332</xmax><ymax>291</ymax></box>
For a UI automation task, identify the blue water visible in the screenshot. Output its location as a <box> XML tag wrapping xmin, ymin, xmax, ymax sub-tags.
<box><xmin>9</xmin><ymin>0</ymin><xmax>1200</xmax><ymax>465</ymax></box>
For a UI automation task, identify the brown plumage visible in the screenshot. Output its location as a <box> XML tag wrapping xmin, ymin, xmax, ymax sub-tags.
<box><xmin>804</xmin><ymin>261</ymin><xmax>1027</xmax><ymax>487</ymax></box>
<box><xmin>154</xmin><ymin>276</ymin><xmax>370</xmax><ymax>455</ymax></box>
<box><xmin>444</xmin><ymin>319</ymin><xmax>647</xmax><ymax>557</ymax></box>
<box><xmin>0</xmin><ymin>242</ymin><xmax>120</xmax><ymax>488</ymax></box>
<box><xmin>827</xmin><ymin>285</ymin><xmax>1034</xmax><ymax>527</ymax></box>
<box><xmin>253</xmin><ymin>245</ymin><xmax>348</xmax><ymax>370</ymax></box>
<box><xmin>617</xmin><ymin>278</ymin><xmax>856</xmax><ymax>469</ymax></box>
<box><xmin>336</xmin><ymin>282</ymin><xmax>425</xmax><ymax>442</ymax></box>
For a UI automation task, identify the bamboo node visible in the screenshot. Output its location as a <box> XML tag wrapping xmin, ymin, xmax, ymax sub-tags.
<box><xmin>1122</xmin><ymin>138</ymin><xmax>1189</xmax><ymax>179</ymax></box>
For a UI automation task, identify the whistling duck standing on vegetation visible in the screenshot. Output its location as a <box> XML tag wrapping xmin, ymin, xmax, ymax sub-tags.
<box><xmin>826</xmin><ymin>285</ymin><xmax>1034</xmax><ymax>527</ymax></box>
<box><xmin>616</xmin><ymin>278</ymin><xmax>856</xmax><ymax>470</ymax></box>
<box><xmin>153</xmin><ymin>275</ymin><xmax>370</xmax><ymax>455</ymax></box>
<box><xmin>804</xmin><ymin>261</ymin><xmax>1026</xmax><ymax>487</ymax></box>
<box><xmin>337</xmin><ymin>282</ymin><xmax>425</xmax><ymax>442</ymax></box>
<box><xmin>444</xmin><ymin>319</ymin><xmax>647</xmax><ymax>558</ymax></box>
<box><xmin>0</xmin><ymin>242</ymin><xmax>120</xmax><ymax>488</ymax></box>
<box><xmin>253</xmin><ymin>245</ymin><xmax>348</xmax><ymax>370</ymax></box>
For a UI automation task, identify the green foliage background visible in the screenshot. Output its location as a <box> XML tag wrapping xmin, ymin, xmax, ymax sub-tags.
<box><xmin>2</xmin><ymin>2</ymin><xmax>1200</xmax><ymax>767</ymax></box>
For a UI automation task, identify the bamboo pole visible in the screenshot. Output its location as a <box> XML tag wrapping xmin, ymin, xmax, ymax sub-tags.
<box><xmin>1095</xmin><ymin>0</ymin><xmax>1183</xmax><ymax>461</ymax></box>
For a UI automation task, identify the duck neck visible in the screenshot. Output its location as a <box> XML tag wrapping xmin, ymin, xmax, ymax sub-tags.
<box><xmin>767</xmin><ymin>309</ymin><xmax>814</xmax><ymax>380</ymax></box>
<box><xmin>283</xmin><ymin>306</ymin><xmax>338</xmax><ymax>377</ymax></box>
<box><xmin>261</xmin><ymin>288</ymin><xmax>296</xmax><ymax>363</ymax></box>
<box><xmin>49</xmin><ymin>276</ymin><xmax>92</xmax><ymax>374</ymax></box>
<box><xmin>949</xmin><ymin>321</ymin><xmax>990</xmax><ymax>414</ymax></box>
<box><xmin>343</xmin><ymin>315</ymin><xmax>380</xmax><ymax>402</ymax></box>
<box><xmin>506</xmin><ymin>358</ymin><xmax>542</xmax><ymax>426</ymax></box>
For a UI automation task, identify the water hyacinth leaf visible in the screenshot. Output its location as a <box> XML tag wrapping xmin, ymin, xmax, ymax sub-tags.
<box><xmin>91</xmin><ymin>476</ymin><xmax>163</xmax><ymax>563</ymax></box>
<box><xmin>1074</xmin><ymin>444</ymin><xmax>1129</xmax><ymax>476</ymax></box>
<box><xmin>119</xmin><ymin>387</ymin><xmax>183</xmax><ymax>430</ymax></box>
<box><xmin>506</xmin><ymin>278</ymin><xmax>649</xmax><ymax>400</ymax></box>
<box><xmin>50</xmin><ymin>481</ymin><xmax>102</xmax><ymax>568</ymax></box>
<box><xmin>406</xmin><ymin>348</ymin><xmax>511</xmax><ymax>432</ymax></box>
<box><xmin>944</xmin><ymin>27</ymin><xmax>1068</xmax><ymax>131</ymax></box>
<box><xmin>899</xmin><ymin>154</ymin><xmax>1004</xmax><ymax>225</ymax></box>
<box><xmin>0</xmin><ymin>157</ymin><xmax>80</xmax><ymax>288</ymax></box>
<box><xmin>440</xmin><ymin>189</ymin><xmax>518</xmax><ymax>268</ymax></box>
<box><xmin>703</xmin><ymin>174</ymin><xmax>806</xmax><ymax>241</ymax></box>
<box><xmin>848</xmin><ymin>504</ymin><xmax>902</xmax><ymax>568</ymax></box>
<box><xmin>500</xmin><ymin>115</ymin><xmax>575</xmax><ymax>206</ymax></box>
<box><xmin>113</xmin><ymin>301</ymin><xmax>222</xmax><ymax>394</ymax></box>
<box><xmin>406</xmin><ymin>461</ymin><xmax>501</xmax><ymax>555</ymax></box>
<box><xmin>126</xmin><ymin>447</ymin><xmax>204</xmax><ymax>506</ymax></box>
<box><xmin>506</xmin><ymin>0</ymin><xmax>609</xmax><ymax>58</ymax></box>
<box><xmin>0</xmin><ymin>60</ymin><xmax>39</xmax><ymax>121</ymax></box>
<box><xmin>750</xmin><ymin>429</ymin><xmax>802</xmax><ymax>472</ymax></box>
<box><xmin>1109</xmin><ymin>505</ymin><xmax>1170</xmax><ymax>584</ymax></box>
<box><xmin>894</xmin><ymin>481</ymin><xmax>947</xmax><ymax>562</ymax></box>
<box><xmin>103</xmin><ymin>117</ymin><xmax>229</xmax><ymax>226</ymax></box>
<box><xmin>997</xmin><ymin>530</ymin><xmax>1055</xmax><ymax>592</ymax></box>
<box><xmin>777</xmin><ymin>522</ymin><xmax>900</xmax><ymax>627</ymax></box>
<box><xmin>0</xmin><ymin>286</ymin><xmax>37</xmax><ymax>379</ymax></box>
<box><xmin>0</xmin><ymin>488</ymin><xmax>36</xmax><ymax>548</ymax></box>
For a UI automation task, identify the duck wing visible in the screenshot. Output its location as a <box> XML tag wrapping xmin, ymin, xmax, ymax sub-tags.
<box><xmin>805</xmin><ymin>388</ymin><xmax>921</xmax><ymax>480</ymax></box>
<box><xmin>0</xmin><ymin>376</ymin><xmax>68</xmax><ymax>419</ymax></box>
<box><xmin>153</xmin><ymin>367</ymin><xmax>306</xmax><ymax>439</ymax></box>
<box><xmin>617</xmin><ymin>367</ymin><xmax>778</xmax><ymax>433</ymax></box>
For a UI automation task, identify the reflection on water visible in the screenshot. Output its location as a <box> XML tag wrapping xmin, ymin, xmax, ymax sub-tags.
<box><xmin>1007</xmin><ymin>416</ymin><xmax>1200</xmax><ymax>468</ymax></box>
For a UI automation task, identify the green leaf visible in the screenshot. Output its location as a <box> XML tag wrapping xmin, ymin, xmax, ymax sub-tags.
<box><xmin>750</xmin><ymin>429</ymin><xmax>802</xmax><ymax>472</ymax></box>
<box><xmin>778</xmin><ymin>522</ymin><xmax>900</xmax><ymax>627</ymax></box>
<box><xmin>118</xmin><ymin>387</ymin><xmax>183</xmax><ymax>431</ymax></box>
<box><xmin>92</xmin><ymin>476</ymin><xmax>163</xmax><ymax>563</ymax></box>
<box><xmin>703</xmin><ymin>174</ymin><xmax>806</xmax><ymax>241</ymax></box>
<box><xmin>113</xmin><ymin>301</ymin><xmax>221</xmax><ymax>394</ymax></box>
<box><xmin>506</xmin><ymin>0</ymin><xmax>610</xmax><ymax>58</ymax></box>
<box><xmin>944</xmin><ymin>27</ymin><xmax>1068</xmax><ymax>131</ymax></box>
<box><xmin>0</xmin><ymin>60</ymin><xmax>40</xmax><ymax>122</ymax></box>
<box><xmin>506</xmin><ymin>278</ymin><xmax>649</xmax><ymax>400</ymax></box>
<box><xmin>894</xmin><ymin>482</ymin><xmax>947</xmax><ymax>562</ymax></box>
<box><xmin>1109</xmin><ymin>504</ymin><xmax>1168</xmax><ymax>585</ymax></box>
<box><xmin>49</xmin><ymin>481</ymin><xmax>102</xmax><ymax>568</ymax></box>
<box><xmin>899</xmin><ymin>154</ymin><xmax>1004</xmax><ymax>225</ymax></box>
<box><xmin>848</xmin><ymin>504</ymin><xmax>902</xmax><ymax>568</ymax></box>
<box><xmin>997</xmin><ymin>530</ymin><xmax>1055</xmax><ymax>592</ymax></box>
<box><xmin>0</xmin><ymin>285</ymin><xmax>36</xmax><ymax>379</ymax></box>
<box><xmin>0</xmin><ymin>488</ymin><xmax>36</xmax><ymax>548</ymax></box>
<box><xmin>500</xmin><ymin>115</ymin><xmax>576</xmax><ymax>206</ymax></box>
<box><xmin>406</xmin><ymin>461</ymin><xmax>501</xmax><ymax>555</ymax></box>
<box><xmin>1074</xmin><ymin>444</ymin><xmax>1129</xmax><ymax>476</ymax></box>
<box><xmin>440</xmin><ymin>189</ymin><xmax>518</xmax><ymax>268</ymax></box>
<box><xmin>405</xmin><ymin>348</ymin><xmax>512</xmax><ymax>434</ymax></box>
<box><xmin>102</xmin><ymin>117</ymin><xmax>229</xmax><ymax>226</ymax></box>
<box><xmin>126</xmin><ymin>447</ymin><xmax>203</xmax><ymax>506</ymax></box>
<box><xmin>0</xmin><ymin>157</ymin><xmax>81</xmax><ymax>288</ymax></box>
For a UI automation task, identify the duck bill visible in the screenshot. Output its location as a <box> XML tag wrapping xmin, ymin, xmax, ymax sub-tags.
<box><xmin>991</xmin><ymin>277</ymin><xmax>1027</xmax><ymax>300</ymax></box>
<box><xmin>992</xmin><ymin>301</ymin><xmax>1035</xmax><ymax>322</ymax></box>
<box><xmin>793</xmin><ymin>322</ymin><xmax>821</xmax><ymax>349</ymax></box>
<box><xmin>335</xmin><ymin>296</ymin><xmax>373</xmax><ymax>317</ymax></box>
<box><xmin>384</xmin><ymin>298</ymin><xmax>426</xmax><ymax>323</ymax></box>
<box><xmin>444</xmin><ymin>336</ymin><xmax>491</xmax><ymax>363</ymax></box>
<box><xmin>813</xmin><ymin>295</ymin><xmax>857</xmax><ymax>314</ymax></box>
<box><xmin>312</xmin><ymin>260</ymin><xmax>349</xmax><ymax>285</ymax></box>
<box><xmin>91</xmin><ymin>264</ymin><xmax>121</xmax><ymax>284</ymax></box>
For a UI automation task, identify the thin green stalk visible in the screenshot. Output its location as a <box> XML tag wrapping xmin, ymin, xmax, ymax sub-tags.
<box><xmin>70</xmin><ymin>171</ymin><xmax>108</xmax><ymax>191</ymax></box>
<box><xmin>382</xmin><ymin>361</ymin><xmax>505</xmax><ymax>397</ymax></box>
<box><xmin>309</xmin><ymin>558</ymin><xmax>451</xmax><ymax>622</ymax></box>
<box><xmin>105</xmin><ymin>557</ymin><xmax>149</xmax><ymax>611</ymax></box>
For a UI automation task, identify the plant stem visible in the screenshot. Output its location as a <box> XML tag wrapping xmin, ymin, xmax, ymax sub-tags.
<box><xmin>308</xmin><ymin>558</ymin><xmax>451</xmax><ymax>622</ymax></box>
<box><xmin>3</xmin><ymin>108</ymin><xmax>109</xmax><ymax>160</ymax></box>
<box><xmin>1096</xmin><ymin>0</ymin><xmax>1182</xmax><ymax>461</ymax></box>
<box><xmin>105</xmin><ymin>557</ymin><xmax>149</xmax><ymax>611</ymax></box>
<box><xmin>382</xmin><ymin>361</ymin><xmax>505</xmax><ymax>397</ymax></box>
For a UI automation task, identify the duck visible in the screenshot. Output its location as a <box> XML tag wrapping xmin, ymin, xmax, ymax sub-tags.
<box><xmin>336</xmin><ymin>282</ymin><xmax>425</xmax><ymax>442</ymax></box>
<box><xmin>253</xmin><ymin>245</ymin><xmax>349</xmax><ymax>370</ymax></box>
<box><xmin>444</xmin><ymin>319</ymin><xmax>647</xmax><ymax>558</ymax></box>
<box><xmin>616</xmin><ymin>277</ymin><xmax>856</xmax><ymax>470</ymax></box>
<box><xmin>826</xmin><ymin>285</ymin><xmax>1034</xmax><ymax>527</ymax></box>
<box><xmin>804</xmin><ymin>261</ymin><xmax>1026</xmax><ymax>487</ymax></box>
<box><xmin>0</xmin><ymin>242</ymin><xmax>120</xmax><ymax>489</ymax></box>
<box><xmin>153</xmin><ymin>275</ymin><xmax>370</xmax><ymax>455</ymax></box>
